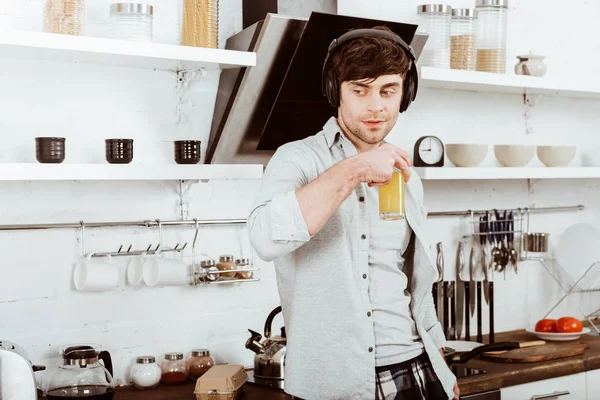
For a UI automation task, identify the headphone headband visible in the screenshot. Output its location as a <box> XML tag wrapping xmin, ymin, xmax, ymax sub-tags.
<box><xmin>328</xmin><ymin>29</ymin><xmax>416</xmax><ymax>61</ymax></box>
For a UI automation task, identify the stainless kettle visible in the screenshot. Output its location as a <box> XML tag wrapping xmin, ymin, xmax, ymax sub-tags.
<box><xmin>245</xmin><ymin>306</ymin><xmax>286</xmax><ymax>389</ymax></box>
<box><xmin>0</xmin><ymin>340</ymin><xmax>45</xmax><ymax>400</ymax></box>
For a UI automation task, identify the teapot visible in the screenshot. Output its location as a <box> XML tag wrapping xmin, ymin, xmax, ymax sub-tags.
<box><xmin>245</xmin><ymin>306</ymin><xmax>286</xmax><ymax>389</ymax></box>
<box><xmin>45</xmin><ymin>344</ymin><xmax>115</xmax><ymax>399</ymax></box>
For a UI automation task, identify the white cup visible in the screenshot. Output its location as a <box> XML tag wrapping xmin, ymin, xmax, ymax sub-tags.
<box><xmin>127</xmin><ymin>255</ymin><xmax>145</xmax><ymax>286</ymax></box>
<box><xmin>74</xmin><ymin>253</ymin><xmax>118</xmax><ymax>292</ymax></box>
<box><xmin>142</xmin><ymin>253</ymin><xmax>189</xmax><ymax>287</ymax></box>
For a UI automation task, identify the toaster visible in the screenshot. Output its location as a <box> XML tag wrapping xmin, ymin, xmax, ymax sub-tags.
<box><xmin>0</xmin><ymin>340</ymin><xmax>44</xmax><ymax>400</ymax></box>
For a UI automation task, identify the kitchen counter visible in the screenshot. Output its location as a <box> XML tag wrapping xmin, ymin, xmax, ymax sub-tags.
<box><xmin>457</xmin><ymin>329</ymin><xmax>600</xmax><ymax>395</ymax></box>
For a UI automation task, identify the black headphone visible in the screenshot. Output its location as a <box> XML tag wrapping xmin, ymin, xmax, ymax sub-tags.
<box><xmin>321</xmin><ymin>29</ymin><xmax>419</xmax><ymax>113</ymax></box>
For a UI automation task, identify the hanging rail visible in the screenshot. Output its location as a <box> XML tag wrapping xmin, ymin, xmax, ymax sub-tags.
<box><xmin>427</xmin><ymin>205</ymin><xmax>584</xmax><ymax>217</ymax></box>
<box><xmin>0</xmin><ymin>218</ymin><xmax>247</xmax><ymax>231</ymax></box>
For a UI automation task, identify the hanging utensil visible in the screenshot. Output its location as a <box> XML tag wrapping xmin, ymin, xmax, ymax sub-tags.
<box><xmin>491</xmin><ymin>212</ymin><xmax>502</xmax><ymax>272</ymax></box>
<box><xmin>508</xmin><ymin>211</ymin><xmax>518</xmax><ymax>273</ymax></box>
<box><xmin>475</xmin><ymin>248</ymin><xmax>483</xmax><ymax>344</ymax></box>
<box><xmin>456</xmin><ymin>242</ymin><xmax>465</xmax><ymax>341</ymax></box>
<box><xmin>469</xmin><ymin>243</ymin><xmax>476</xmax><ymax>320</ymax></box>
<box><xmin>449</xmin><ymin>279</ymin><xmax>456</xmax><ymax>340</ymax></box>
<box><xmin>481</xmin><ymin>215</ymin><xmax>490</xmax><ymax>305</ymax></box>
<box><xmin>435</xmin><ymin>242</ymin><xmax>444</xmax><ymax>322</ymax></box>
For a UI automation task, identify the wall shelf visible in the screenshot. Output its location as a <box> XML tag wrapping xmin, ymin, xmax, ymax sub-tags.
<box><xmin>0</xmin><ymin>30</ymin><xmax>256</xmax><ymax>71</ymax></box>
<box><xmin>415</xmin><ymin>167</ymin><xmax>600</xmax><ymax>181</ymax></box>
<box><xmin>0</xmin><ymin>164</ymin><xmax>263</xmax><ymax>181</ymax></box>
<box><xmin>420</xmin><ymin>67</ymin><xmax>600</xmax><ymax>100</ymax></box>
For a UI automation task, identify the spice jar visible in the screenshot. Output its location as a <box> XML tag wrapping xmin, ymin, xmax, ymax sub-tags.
<box><xmin>217</xmin><ymin>255</ymin><xmax>236</xmax><ymax>279</ymax></box>
<box><xmin>186</xmin><ymin>349</ymin><xmax>215</xmax><ymax>380</ymax></box>
<box><xmin>161</xmin><ymin>352</ymin><xmax>187</xmax><ymax>384</ymax></box>
<box><xmin>180</xmin><ymin>0</ymin><xmax>219</xmax><ymax>48</ymax></box>
<box><xmin>200</xmin><ymin>259</ymin><xmax>219</xmax><ymax>282</ymax></box>
<box><xmin>514</xmin><ymin>54</ymin><xmax>547</xmax><ymax>77</ymax></box>
<box><xmin>476</xmin><ymin>0</ymin><xmax>509</xmax><ymax>74</ymax></box>
<box><xmin>43</xmin><ymin>0</ymin><xmax>85</xmax><ymax>36</ymax></box>
<box><xmin>451</xmin><ymin>8</ymin><xmax>478</xmax><ymax>71</ymax></box>
<box><xmin>110</xmin><ymin>3</ymin><xmax>154</xmax><ymax>42</ymax></box>
<box><xmin>235</xmin><ymin>258</ymin><xmax>253</xmax><ymax>279</ymax></box>
<box><xmin>130</xmin><ymin>356</ymin><xmax>161</xmax><ymax>390</ymax></box>
<box><xmin>416</xmin><ymin>4</ymin><xmax>452</xmax><ymax>69</ymax></box>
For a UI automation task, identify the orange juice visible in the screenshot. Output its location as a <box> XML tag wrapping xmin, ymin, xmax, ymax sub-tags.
<box><xmin>379</xmin><ymin>171</ymin><xmax>405</xmax><ymax>221</ymax></box>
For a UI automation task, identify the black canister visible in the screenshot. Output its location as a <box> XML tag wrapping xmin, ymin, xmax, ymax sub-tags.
<box><xmin>35</xmin><ymin>137</ymin><xmax>65</xmax><ymax>164</ymax></box>
<box><xmin>105</xmin><ymin>139</ymin><xmax>133</xmax><ymax>164</ymax></box>
<box><xmin>174</xmin><ymin>140</ymin><xmax>201</xmax><ymax>164</ymax></box>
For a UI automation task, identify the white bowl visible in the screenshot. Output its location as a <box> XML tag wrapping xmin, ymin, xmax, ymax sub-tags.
<box><xmin>494</xmin><ymin>145</ymin><xmax>535</xmax><ymax>167</ymax></box>
<box><xmin>446</xmin><ymin>144</ymin><xmax>488</xmax><ymax>167</ymax></box>
<box><xmin>537</xmin><ymin>145</ymin><xmax>576</xmax><ymax>167</ymax></box>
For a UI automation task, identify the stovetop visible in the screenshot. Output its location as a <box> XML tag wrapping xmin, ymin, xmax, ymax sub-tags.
<box><xmin>452</xmin><ymin>365</ymin><xmax>489</xmax><ymax>379</ymax></box>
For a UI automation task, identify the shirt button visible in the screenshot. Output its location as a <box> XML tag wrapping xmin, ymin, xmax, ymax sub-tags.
<box><xmin>362</xmin><ymin>274</ymin><xmax>367</xmax><ymax>279</ymax></box>
<box><xmin>368</xmin><ymin>347</ymin><xmax>373</xmax><ymax>353</ymax></box>
<box><xmin>361</xmin><ymin>234</ymin><xmax>367</xmax><ymax>240</ymax></box>
<box><xmin>359</xmin><ymin>196</ymin><xmax>365</xmax><ymax>202</ymax></box>
<box><xmin>367</xmin><ymin>312</ymin><xmax>372</xmax><ymax>317</ymax></box>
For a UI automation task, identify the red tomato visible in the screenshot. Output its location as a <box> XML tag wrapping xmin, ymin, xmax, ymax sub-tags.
<box><xmin>556</xmin><ymin>317</ymin><xmax>583</xmax><ymax>333</ymax></box>
<box><xmin>535</xmin><ymin>319</ymin><xmax>557</xmax><ymax>333</ymax></box>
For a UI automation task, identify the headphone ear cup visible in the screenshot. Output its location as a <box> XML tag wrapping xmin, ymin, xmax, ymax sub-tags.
<box><xmin>326</xmin><ymin>68</ymin><xmax>339</xmax><ymax>108</ymax></box>
<box><xmin>400</xmin><ymin>66</ymin><xmax>418</xmax><ymax>113</ymax></box>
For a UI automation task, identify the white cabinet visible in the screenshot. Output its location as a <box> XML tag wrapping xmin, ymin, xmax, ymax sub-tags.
<box><xmin>500</xmin><ymin>372</ymin><xmax>586</xmax><ymax>400</ymax></box>
<box><xmin>586</xmin><ymin>369</ymin><xmax>600</xmax><ymax>399</ymax></box>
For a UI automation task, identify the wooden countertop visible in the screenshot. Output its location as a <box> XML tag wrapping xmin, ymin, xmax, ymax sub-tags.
<box><xmin>457</xmin><ymin>329</ymin><xmax>600</xmax><ymax>395</ymax></box>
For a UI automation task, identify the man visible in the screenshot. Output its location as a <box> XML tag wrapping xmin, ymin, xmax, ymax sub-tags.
<box><xmin>248</xmin><ymin>26</ymin><xmax>459</xmax><ymax>400</ymax></box>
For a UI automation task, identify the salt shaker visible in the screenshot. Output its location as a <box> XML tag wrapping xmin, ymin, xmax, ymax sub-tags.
<box><xmin>130</xmin><ymin>356</ymin><xmax>161</xmax><ymax>390</ymax></box>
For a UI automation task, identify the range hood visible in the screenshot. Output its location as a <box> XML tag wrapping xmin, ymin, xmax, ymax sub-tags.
<box><xmin>206</xmin><ymin>12</ymin><xmax>428</xmax><ymax>165</ymax></box>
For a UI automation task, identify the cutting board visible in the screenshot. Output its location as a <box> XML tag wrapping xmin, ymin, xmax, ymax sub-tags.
<box><xmin>481</xmin><ymin>343</ymin><xmax>589</xmax><ymax>363</ymax></box>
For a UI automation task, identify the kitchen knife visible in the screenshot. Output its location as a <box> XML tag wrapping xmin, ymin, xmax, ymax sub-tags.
<box><xmin>469</xmin><ymin>241</ymin><xmax>476</xmax><ymax>319</ymax></box>
<box><xmin>449</xmin><ymin>280</ymin><xmax>456</xmax><ymax>340</ymax></box>
<box><xmin>481</xmin><ymin>215</ymin><xmax>490</xmax><ymax>305</ymax></box>
<box><xmin>435</xmin><ymin>242</ymin><xmax>444</xmax><ymax>323</ymax></box>
<box><xmin>489</xmin><ymin>214</ymin><xmax>496</xmax><ymax>343</ymax></box>
<box><xmin>455</xmin><ymin>241</ymin><xmax>465</xmax><ymax>341</ymax></box>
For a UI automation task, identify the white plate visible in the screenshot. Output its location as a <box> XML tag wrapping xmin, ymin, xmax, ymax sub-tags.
<box><xmin>556</xmin><ymin>223</ymin><xmax>600</xmax><ymax>284</ymax></box>
<box><xmin>526</xmin><ymin>327</ymin><xmax>590</xmax><ymax>341</ymax></box>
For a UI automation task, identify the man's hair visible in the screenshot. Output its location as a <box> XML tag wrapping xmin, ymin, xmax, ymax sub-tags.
<box><xmin>332</xmin><ymin>26</ymin><xmax>412</xmax><ymax>87</ymax></box>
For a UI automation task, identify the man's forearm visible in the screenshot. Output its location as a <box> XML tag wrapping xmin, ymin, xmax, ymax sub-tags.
<box><xmin>296</xmin><ymin>157</ymin><xmax>364</xmax><ymax>236</ymax></box>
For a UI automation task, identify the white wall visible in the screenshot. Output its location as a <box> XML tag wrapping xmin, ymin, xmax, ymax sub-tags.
<box><xmin>339</xmin><ymin>0</ymin><xmax>600</xmax><ymax>338</ymax></box>
<box><xmin>0</xmin><ymin>0</ymin><xmax>283</xmax><ymax>387</ymax></box>
<box><xmin>1</xmin><ymin>0</ymin><xmax>599</xmax><ymax>388</ymax></box>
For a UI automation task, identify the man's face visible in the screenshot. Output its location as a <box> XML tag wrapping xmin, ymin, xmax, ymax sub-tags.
<box><xmin>337</xmin><ymin>74</ymin><xmax>403</xmax><ymax>147</ymax></box>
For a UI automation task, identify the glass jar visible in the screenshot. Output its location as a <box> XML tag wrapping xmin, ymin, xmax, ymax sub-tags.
<box><xmin>180</xmin><ymin>0</ymin><xmax>219</xmax><ymax>48</ymax></box>
<box><xmin>200</xmin><ymin>259</ymin><xmax>219</xmax><ymax>282</ymax></box>
<box><xmin>186</xmin><ymin>349</ymin><xmax>215</xmax><ymax>380</ymax></box>
<box><xmin>110</xmin><ymin>3</ymin><xmax>154</xmax><ymax>42</ymax></box>
<box><xmin>216</xmin><ymin>254</ymin><xmax>236</xmax><ymax>279</ymax></box>
<box><xmin>476</xmin><ymin>0</ymin><xmax>509</xmax><ymax>74</ymax></box>
<box><xmin>416</xmin><ymin>4</ymin><xmax>452</xmax><ymax>69</ymax></box>
<box><xmin>161</xmin><ymin>352</ymin><xmax>187</xmax><ymax>384</ymax></box>
<box><xmin>235</xmin><ymin>258</ymin><xmax>253</xmax><ymax>279</ymax></box>
<box><xmin>43</xmin><ymin>0</ymin><xmax>85</xmax><ymax>36</ymax></box>
<box><xmin>450</xmin><ymin>9</ymin><xmax>478</xmax><ymax>71</ymax></box>
<box><xmin>130</xmin><ymin>356</ymin><xmax>161</xmax><ymax>390</ymax></box>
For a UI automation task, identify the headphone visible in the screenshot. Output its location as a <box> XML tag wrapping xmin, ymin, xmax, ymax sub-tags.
<box><xmin>321</xmin><ymin>29</ymin><xmax>419</xmax><ymax>113</ymax></box>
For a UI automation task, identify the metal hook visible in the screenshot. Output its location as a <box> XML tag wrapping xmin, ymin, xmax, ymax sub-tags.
<box><xmin>79</xmin><ymin>221</ymin><xmax>86</xmax><ymax>256</ymax></box>
<box><xmin>127</xmin><ymin>244</ymin><xmax>132</xmax><ymax>253</ymax></box>
<box><xmin>156</xmin><ymin>219</ymin><xmax>163</xmax><ymax>248</ymax></box>
<box><xmin>117</xmin><ymin>244</ymin><xmax>123</xmax><ymax>253</ymax></box>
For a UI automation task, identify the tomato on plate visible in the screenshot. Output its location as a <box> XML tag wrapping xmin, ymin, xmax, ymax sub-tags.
<box><xmin>556</xmin><ymin>317</ymin><xmax>583</xmax><ymax>333</ymax></box>
<box><xmin>535</xmin><ymin>319</ymin><xmax>557</xmax><ymax>332</ymax></box>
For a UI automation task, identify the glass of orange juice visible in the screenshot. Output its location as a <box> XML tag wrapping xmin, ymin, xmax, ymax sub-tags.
<box><xmin>379</xmin><ymin>170</ymin><xmax>405</xmax><ymax>221</ymax></box>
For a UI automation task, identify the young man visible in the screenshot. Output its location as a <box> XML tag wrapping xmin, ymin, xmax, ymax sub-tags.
<box><xmin>248</xmin><ymin>26</ymin><xmax>459</xmax><ymax>400</ymax></box>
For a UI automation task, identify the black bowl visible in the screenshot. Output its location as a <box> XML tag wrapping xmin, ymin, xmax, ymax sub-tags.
<box><xmin>105</xmin><ymin>139</ymin><xmax>133</xmax><ymax>164</ymax></box>
<box><xmin>35</xmin><ymin>137</ymin><xmax>65</xmax><ymax>164</ymax></box>
<box><xmin>174</xmin><ymin>140</ymin><xmax>201</xmax><ymax>164</ymax></box>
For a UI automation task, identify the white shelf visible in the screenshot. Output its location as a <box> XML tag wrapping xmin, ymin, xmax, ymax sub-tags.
<box><xmin>415</xmin><ymin>167</ymin><xmax>600</xmax><ymax>181</ymax></box>
<box><xmin>0</xmin><ymin>30</ymin><xmax>256</xmax><ymax>71</ymax></box>
<box><xmin>420</xmin><ymin>67</ymin><xmax>600</xmax><ymax>100</ymax></box>
<box><xmin>0</xmin><ymin>164</ymin><xmax>263</xmax><ymax>181</ymax></box>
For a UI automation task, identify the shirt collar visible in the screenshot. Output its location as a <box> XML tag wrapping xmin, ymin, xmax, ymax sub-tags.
<box><xmin>323</xmin><ymin>117</ymin><xmax>350</xmax><ymax>149</ymax></box>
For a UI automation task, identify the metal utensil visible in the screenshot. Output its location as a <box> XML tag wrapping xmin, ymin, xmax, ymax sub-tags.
<box><xmin>491</xmin><ymin>213</ymin><xmax>502</xmax><ymax>271</ymax></box>
<box><xmin>434</xmin><ymin>242</ymin><xmax>444</xmax><ymax>320</ymax></box>
<box><xmin>481</xmin><ymin>215</ymin><xmax>490</xmax><ymax>305</ymax></box>
<box><xmin>456</xmin><ymin>242</ymin><xmax>465</xmax><ymax>341</ymax></box>
<box><xmin>449</xmin><ymin>280</ymin><xmax>456</xmax><ymax>340</ymax></box>
<box><xmin>508</xmin><ymin>211</ymin><xmax>518</xmax><ymax>272</ymax></box>
<box><xmin>469</xmin><ymin>242</ymin><xmax>476</xmax><ymax>319</ymax></box>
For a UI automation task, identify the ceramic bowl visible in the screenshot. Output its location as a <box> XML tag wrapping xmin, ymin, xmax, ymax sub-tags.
<box><xmin>446</xmin><ymin>144</ymin><xmax>488</xmax><ymax>167</ymax></box>
<box><xmin>494</xmin><ymin>145</ymin><xmax>535</xmax><ymax>167</ymax></box>
<box><xmin>537</xmin><ymin>145</ymin><xmax>576</xmax><ymax>167</ymax></box>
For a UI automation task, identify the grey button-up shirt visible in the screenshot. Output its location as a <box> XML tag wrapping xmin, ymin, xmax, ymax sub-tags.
<box><xmin>248</xmin><ymin>117</ymin><xmax>456</xmax><ymax>400</ymax></box>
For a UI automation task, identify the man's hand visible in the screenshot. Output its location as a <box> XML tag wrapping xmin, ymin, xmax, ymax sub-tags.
<box><xmin>353</xmin><ymin>143</ymin><xmax>411</xmax><ymax>186</ymax></box>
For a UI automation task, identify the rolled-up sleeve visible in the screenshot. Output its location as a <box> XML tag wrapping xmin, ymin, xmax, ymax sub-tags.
<box><xmin>248</xmin><ymin>144</ymin><xmax>313</xmax><ymax>262</ymax></box>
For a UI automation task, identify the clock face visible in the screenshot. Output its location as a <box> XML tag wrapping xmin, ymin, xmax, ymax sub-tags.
<box><xmin>418</xmin><ymin>137</ymin><xmax>444</xmax><ymax>165</ymax></box>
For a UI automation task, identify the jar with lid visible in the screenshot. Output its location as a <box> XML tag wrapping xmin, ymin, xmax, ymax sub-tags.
<box><xmin>43</xmin><ymin>0</ymin><xmax>85</xmax><ymax>36</ymax></box>
<box><xmin>179</xmin><ymin>0</ymin><xmax>219</xmax><ymax>48</ymax></box>
<box><xmin>216</xmin><ymin>254</ymin><xmax>236</xmax><ymax>279</ymax></box>
<box><xmin>451</xmin><ymin>8</ymin><xmax>478</xmax><ymax>71</ymax></box>
<box><xmin>514</xmin><ymin>54</ymin><xmax>547</xmax><ymax>77</ymax></box>
<box><xmin>130</xmin><ymin>356</ymin><xmax>161</xmax><ymax>390</ymax></box>
<box><xmin>110</xmin><ymin>3</ymin><xmax>154</xmax><ymax>42</ymax></box>
<box><xmin>475</xmin><ymin>0</ymin><xmax>509</xmax><ymax>74</ymax></box>
<box><xmin>186</xmin><ymin>349</ymin><xmax>215</xmax><ymax>380</ymax></box>
<box><xmin>161</xmin><ymin>352</ymin><xmax>187</xmax><ymax>384</ymax></box>
<box><xmin>199</xmin><ymin>259</ymin><xmax>219</xmax><ymax>282</ymax></box>
<box><xmin>416</xmin><ymin>4</ymin><xmax>452</xmax><ymax>69</ymax></box>
<box><xmin>235</xmin><ymin>258</ymin><xmax>253</xmax><ymax>279</ymax></box>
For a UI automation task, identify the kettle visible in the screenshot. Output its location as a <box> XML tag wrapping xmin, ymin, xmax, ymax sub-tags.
<box><xmin>245</xmin><ymin>306</ymin><xmax>286</xmax><ymax>389</ymax></box>
<box><xmin>0</xmin><ymin>340</ymin><xmax>46</xmax><ymax>400</ymax></box>
<box><xmin>45</xmin><ymin>344</ymin><xmax>115</xmax><ymax>399</ymax></box>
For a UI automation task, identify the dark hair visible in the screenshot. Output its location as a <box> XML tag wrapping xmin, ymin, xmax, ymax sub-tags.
<box><xmin>332</xmin><ymin>26</ymin><xmax>412</xmax><ymax>86</ymax></box>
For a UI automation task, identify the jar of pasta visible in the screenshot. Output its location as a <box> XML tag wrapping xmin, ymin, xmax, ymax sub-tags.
<box><xmin>179</xmin><ymin>0</ymin><xmax>219</xmax><ymax>48</ymax></box>
<box><xmin>43</xmin><ymin>0</ymin><xmax>85</xmax><ymax>36</ymax></box>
